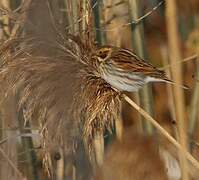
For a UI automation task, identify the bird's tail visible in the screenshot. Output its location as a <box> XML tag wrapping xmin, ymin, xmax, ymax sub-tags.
<box><xmin>146</xmin><ymin>70</ymin><xmax>189</xmax><ymax>90</ymax></box>
<box><xmin>162</xmin><ymin>78</ymin><xmax>189</xmax><ymax>90</ymax></box>
<box><xmin>152</xmin><ymin>69</ymin><xmax>189</xmax><ymax>90</ymax></box>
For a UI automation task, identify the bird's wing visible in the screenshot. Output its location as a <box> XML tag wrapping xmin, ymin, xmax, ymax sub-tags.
<box><xmin>110</xmin><ymin>50</ymin><xmax>167</xmax><ymax>80</ymax></box>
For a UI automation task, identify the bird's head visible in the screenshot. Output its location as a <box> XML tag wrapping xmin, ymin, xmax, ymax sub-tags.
<box><xmin>92</xmin><ymin>46</ymin><xmax>113</xmax><ymax>63</ymax></box>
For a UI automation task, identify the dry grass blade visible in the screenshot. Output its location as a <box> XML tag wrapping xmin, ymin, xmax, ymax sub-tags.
<box><xmin>123</xmin><ymin>94</ymin><xmax>199</xmax><ymax>171</ymax></box>
<box><xmin>95</xmin><ymin>0</ymin><xmax>164</xmax><ymax>32</ymax></box>
<box><xmin>159</xmin><ymin>54</ymin><xmax>199</xmax><ymax>70</ymax></box>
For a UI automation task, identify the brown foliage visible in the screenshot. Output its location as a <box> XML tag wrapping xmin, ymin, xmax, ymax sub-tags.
<box><xmin>0</xmin><ymin>34</ymin><xmax>121</xmax><ymax>175</ymax></box>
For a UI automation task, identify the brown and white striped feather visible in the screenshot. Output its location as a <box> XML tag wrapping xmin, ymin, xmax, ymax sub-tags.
<box><xmin>99</xmin><ymin>48</ymin><xmax>170</xmax><ymax>91</ymax></box>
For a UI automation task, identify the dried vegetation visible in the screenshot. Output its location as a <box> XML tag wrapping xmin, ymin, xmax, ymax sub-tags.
<box><xmin>0</xmin><ymin>0</ymin><xmax>199</xmax><ymax>180</ymax></box>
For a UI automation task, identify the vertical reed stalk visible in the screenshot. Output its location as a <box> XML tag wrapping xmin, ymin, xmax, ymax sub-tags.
<box><xmin>66</xmin><ymin>0</ymin><xmax>79</xmax><ymax>33</ymax></box>
<box><xmin>92</xmin><ymin>0</ymin><xmax>102</xmax><ymax>45</ymax></box>
<box><xmin>101</xmin><ymin>1</ymin><xmax>124</xmax><ymax>140</ymax></box>
<box><xmin>92</xmin><ymin>0</ymin><xmax>105</xmax><ymax>166</ymax></box>
<box><xmin>0</xmin><ymin>0</ymin><xmax>10</xmax><ymax>36</ymax></box>
<box><xmin>165</xmin><ymin>0</ymin><xmax>189</xmax><ymax>179</ymax></box>
<box><xmin>189</xmin><ymin>59</ymin><xmax>199</xmax><ymax>144</ymax></box>
<box><xmin>79</xmin><ymin>0</ymin><xmax>88</xmax><ymax>38</ymax></box>
<box><xmin>115</xmin><ymin>115</ymin><xmax>123</xmax><ymax>141</ymax></box>
<box><xmin>0</xmin><ymin>1</ymin><xmax>24</xmax><ymax>179</ymax></box>
<box><xmin>0</xmin><ymin>94</ymin><xmax>20</xmax><ymax>180</ymax></box>
<box><xmin>10</xmin><ymin>0</ymin><xmax>32</xmax><ymax>37</ymax></box>
<box><xmin>56</xmin><ymin>149</ymin><xmax>64</xmax><ymax>180</ymax></box>
<box><xmin>128</xmin><ymin>0</ymin><xmax>153</xmax><ymax>134</ymax></box>
<box><xmin>18</xmin><ymin>109</ymin><xmax>38</xmax><ymax>180</ymax></box>
<box><xmin>160</xmin><ymin>46</ymin><xmax>178</xmax><ymax>134</ymax></box>
<box><xmin>93</xmin><ymin>132</ymin><xmax>104</xmax><ymax>166</ymax></box>
<box><xmin>72</xmin><ymin>165</ymin><xmax>76</xmax><ymax>180</ymax></box>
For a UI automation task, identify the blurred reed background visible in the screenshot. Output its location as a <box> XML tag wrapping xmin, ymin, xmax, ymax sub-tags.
<box><xmin>0</xmin><ymin>0</ymin><xmax>199</xmax><ymax>180</ymax></box>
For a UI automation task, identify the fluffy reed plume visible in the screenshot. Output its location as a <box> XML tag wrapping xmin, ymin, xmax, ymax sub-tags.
<box><xmin>94</xmin><ymin>130</ymin><xmax>169</xmax><ymax>180</ymax></box>
<box><xmin>0</xmin><ymin>34</ymin><xmax>121</xmax><ymax>174</ymax></box>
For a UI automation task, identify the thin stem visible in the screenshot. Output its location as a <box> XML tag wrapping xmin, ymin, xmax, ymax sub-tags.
<box><xmin>159</xmin><ymin>54</ymin><xmax>198</xmax><ymax>70</ymax></box>
<box><xmin>126</xmin><ymin>0</ymin><xmax>164</xmax><ymax>25</ymax></box>
<box><xmin>92</xmin><ymin>0</ymin><xmax>106</xmax><ymax>166</ymax></box>
<box><xmin>18</xmin><ymin>109</ymin><xmax>39</xmax><ymax>180</ymax></box>
<box><xmin>165</xmin><ymin>0</ymin><xmax>189</xmax><ymax>179</ymax></box>
<box><xmin>95</xmin><ymin>0</ymin><xmax>164</xmax><ymax>32</ymax></box>
<box><xmin>92</xmin><ymin>0</ymin><xmax>103</xmax><ymax>45</ymax></box>
<box><xmin>189</xmin><ymin>59</ymin><xmax>199</xmax><ymax>139</ymax></box>
<box><xmin>93</xmin><ymin>132</ymin><xmax>104</xmax><ymax>166</ymax></box>
<box><xmin>123</xmin><ymin>94</ymin><xmax>199</xmax><ymax>171</ymax></box>
<box><xmin>129</xmin><ymin>0</ymin><xmax>153</xmax><ymax>134</ymax></box>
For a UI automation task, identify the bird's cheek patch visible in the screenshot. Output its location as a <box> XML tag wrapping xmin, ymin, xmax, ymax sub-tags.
<box><xmin>98</xmin><ymin>57</ymin><xmax>104</xmax><ymax>62</ymax></box>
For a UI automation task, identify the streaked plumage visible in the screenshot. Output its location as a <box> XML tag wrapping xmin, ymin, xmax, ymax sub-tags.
<box><xmin>92</xmin><ymin>46</ymin><xmax>185</xmax><ymax>92</ymax></box>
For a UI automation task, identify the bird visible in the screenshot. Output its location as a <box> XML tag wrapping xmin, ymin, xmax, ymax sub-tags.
<box><xmin>91</xmin><ymin>46</ymin><xmax>188</xmax><ymax>92</ymax></box>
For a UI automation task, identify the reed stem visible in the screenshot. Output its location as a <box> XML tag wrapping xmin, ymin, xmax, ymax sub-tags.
<box><xmin>189</xmin><ymin>59</ymin><xmax>199</xmax><ymax>143</ymax></box>
<box><xmin>18</xmin><ymin>109</ymin><xmax>39</xmax><ymax>180</ymax></box>
<box><xmin>91</xmin><ymin>0</ymin><xmax>105</xmax><ymax>166</ymax></box>
<box><xmin>123</xmin><ymin>94</ymin><xmax>199</xmax><ymax>171</ymax></box>
<box><xmin>165</xmin><ymin>0</ymin><xmax>189</xmax><ymax>179</ymax></box>
<box><xmin>129</xmin><ymin>0</ymin><xmax>153</xmax><ymax>134</ymax></box>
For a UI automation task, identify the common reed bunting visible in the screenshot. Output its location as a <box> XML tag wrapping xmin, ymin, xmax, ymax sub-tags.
<box><xmin>92</xmin><ymin>46</ymin><xmax>188</xmax><ymax>92</ymax></box>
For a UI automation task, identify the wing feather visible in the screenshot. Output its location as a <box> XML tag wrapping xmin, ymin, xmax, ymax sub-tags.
<box><xmin>110</xmin><ymin>49</ymin><xmax>167</xmax><ymax>79</ymax></box>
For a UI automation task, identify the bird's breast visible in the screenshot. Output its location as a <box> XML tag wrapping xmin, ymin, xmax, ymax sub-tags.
<box><xmin>99</xmin><ymin>65</ymin><xmax>146</xmax><ymax>92</ymax></box>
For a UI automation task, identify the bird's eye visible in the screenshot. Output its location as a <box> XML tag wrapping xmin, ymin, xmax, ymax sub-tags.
<box><xmin>98</xmin><ymin>50</ymin><xmax>109</xmax><ymax>59</ymax></box>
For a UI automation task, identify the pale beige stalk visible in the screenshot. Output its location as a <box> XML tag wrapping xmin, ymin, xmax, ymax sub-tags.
<box><xmin>123</xmin><ymin>94</ymin><xmax>199</xmax><ymax>171</ymax></box>
<box><xmin>128</xmin><ymin>0</ymin><xmax>153</xmax><ymax>134</ymax></box>
<box><xmin>165</xmin><ymin>0</ymin><xmax>189</xmax><ymax>179</ymax></box>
